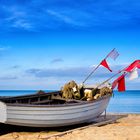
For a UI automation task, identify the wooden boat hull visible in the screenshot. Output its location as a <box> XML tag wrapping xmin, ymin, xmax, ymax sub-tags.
<box><xmin>0</xmin><ymin>95</ymin><xmax>111</xmax><ymax>127</ymax></box>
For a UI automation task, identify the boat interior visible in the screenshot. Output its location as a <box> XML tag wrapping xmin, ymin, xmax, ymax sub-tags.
<box><xmin>0</xmin><ymin>91</ymin><xmax>86</xmax><ymax>105</ymax></box>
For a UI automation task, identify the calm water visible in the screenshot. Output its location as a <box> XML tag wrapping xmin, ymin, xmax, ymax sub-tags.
<box><xmin>107</xmin><ymin>90</ymin><xmax>140</xmax><ymax>113</ymax></box>
<box><xmin>0</xmin><ymin>90</ymin><xmax>139</xmax><ymax>114</ymax></box>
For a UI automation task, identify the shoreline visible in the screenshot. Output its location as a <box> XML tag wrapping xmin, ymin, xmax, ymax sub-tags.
<box><xmin>0</xmin><ymin>113</ymin><xmax>140</xmax><ymax>140</ymax></box>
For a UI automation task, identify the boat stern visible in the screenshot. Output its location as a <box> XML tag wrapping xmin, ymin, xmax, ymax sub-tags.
<box><xmin>0</xmin><ymin>101</ymin><xmax>7</xmax><ymax>123</ymax></box>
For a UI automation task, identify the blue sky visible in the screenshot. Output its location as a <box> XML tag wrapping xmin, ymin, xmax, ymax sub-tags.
<box><xmin>0</xmin><ymin>0</ymin><xmax>140</xmax><ymax>90</ymax></box>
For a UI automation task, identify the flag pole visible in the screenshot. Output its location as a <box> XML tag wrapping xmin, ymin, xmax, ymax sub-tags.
<box><xmin>96</xmin><ymin>71</ymin><xmax>122</xmax><ymax>88</ymax></box>
<box><xmin>95</xmin><ymin>60</ymin><xmax>140</xmax><ymax>89</ymax></box>
<box><xmin>82</xmin><ymin>63</ymin><xmax>101</xmax><ymax>84</ymax></box>
<box><xmin>96</xmin><ymin>61</ymin><xmax>135</xmax><ymax>88</ymax></box>
<box><xmin>82</xmin><ymin>48</ymin><xmax>115</xmax><ymax>84</ymax></box>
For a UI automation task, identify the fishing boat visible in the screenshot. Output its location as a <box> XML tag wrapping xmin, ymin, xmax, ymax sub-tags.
<box><xmin>0</xmin><ymin>50</ymin><xmax>138</xmax><ymax>127</ymax></box>
<box><xmin>0</xmin><ymin>90</ymin><xmax>111</xmax><ymax>127</ymax></box>
<box><xmin>0</xmin><ymin>48</ymin><xmax>120</xmax><ymax>127</ymax></box>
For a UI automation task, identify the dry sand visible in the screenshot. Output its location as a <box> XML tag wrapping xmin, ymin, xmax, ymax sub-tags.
<box><xmin>0</xmin><ymin>114</ymin><xmax>139</xmax><ymax>140</ymax></box>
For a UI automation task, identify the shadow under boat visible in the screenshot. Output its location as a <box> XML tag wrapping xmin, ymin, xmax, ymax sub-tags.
<box><xmin>0</xmin><ymin>114</ymin><xmax>128</xmax><ymax>136</ymax></box>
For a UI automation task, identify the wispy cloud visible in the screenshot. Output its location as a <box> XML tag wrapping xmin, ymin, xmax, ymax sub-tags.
<box><xmin>51</xmin><ymin>58</ymin><xmax>63</xmax><ymax>64</ymax></box>
<box><xmin>12</xmin><ymin>19</ymin><xmax>32</xmax><ymax>29</ymax></box>
<box><xmin>26</xmin><ymin>67</ymin><xmax>90</xmax><ymax>78</ymax></box>
<box><xmin>0</xmin><ymin>75</ymin><xmax>18</xmax><ymax>80</ymax></box>
<box><xmin>5</xmin><ymin>8</ymin><xmax>26</xmax><ymax>21</ymax></box>
<box><xmin>46</xmin><ymin>9</ymin><xmax>84</xmax><ymax>26</ymax></box>
<box><xmin>9</xmin><ymin>65</ymin><xmax>20</xmax><ymax>69</ymax></box>
<box><xmin>1</xmin><ymin>0</ymin><xmax>140</xmax><ymax>32</ymax></box>
<box><xmin>2</xmin><ymin>5</ymin><xmax>33</xmax><ymax>30</ymax></box>
<box><xmin>25</xmin><ymin>64</ymin><xmax>124</xmax><ymax>79</ymax></box>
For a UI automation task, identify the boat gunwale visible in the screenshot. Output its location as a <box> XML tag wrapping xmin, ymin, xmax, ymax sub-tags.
<box><xmin>6</xmin><ymin>94</ymin><xmax>111</xmax><ymax>107</ymax></box>
<box><xmin>0</xmin><ymin>91</ymin><xmax>60</xmax><ymax>100</ymax></box>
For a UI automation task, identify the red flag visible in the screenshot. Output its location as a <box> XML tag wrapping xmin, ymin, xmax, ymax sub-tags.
<box><xmin>124</xmin><ymin>60</ymin><xmax>140</xmax><ymax>72</ymax></box>
<box><xmin>112</xmin><ymin>74</ymin><xmax>125</xmax><ymax>92</ymax></box>
<box><xmin>137</xmin><ymin>64</ymin><xmax>140</xmax><ymax>69</ymax></box>
<box><xmin>100</xmin><ymin>59</ymin><xmax>112</xmax><ymax>72</ymax></box>
<box><xmin>118</xmin><ymin>75</ymin><xmax>125</xmax><ymax>92</ymax></box>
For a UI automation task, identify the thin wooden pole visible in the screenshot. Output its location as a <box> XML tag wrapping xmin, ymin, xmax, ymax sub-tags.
<box><xmin>82</xmin><ymin>48</ymin><xmax>115</xmax><ymax>84</ymax></box>
<box><xmin>82</xmin><ymin>63</ymin><xmax>101</xmax><ymax>84</ymax></box>
<box><xmin>96</xmin><ymin>70</ymin><xmax>129</xmax><ymax>89</ymax></box>
<box><xmin>96</xmin><ymin>60</ymin><xmax>140</xmax><ymax>88</ymax></box>
<box><xmin>96</xmin><ymin>72</ymin><xmax>120</xmax><ymax>88</ymax></box>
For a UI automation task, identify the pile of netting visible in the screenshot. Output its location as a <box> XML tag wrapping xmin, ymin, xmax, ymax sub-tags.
<box><xmin>61</xmin><ymin>80</ymin><xmax>113</xmax><ymax>101</ymax></box>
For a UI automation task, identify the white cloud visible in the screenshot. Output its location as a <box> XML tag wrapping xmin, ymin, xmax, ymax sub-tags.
<box><xmin>51</xmin><ymin>58</ymin><xmax>63</xmax><ymax>64</ymax></box>
<box><xmin>12</xmin><ymin>19</ymin><xmax>32</xmax><ymax>29</ymax></box>
<box><xmin>0</xmin><ymin>75</ymin><xmax>18</xmax><ymax>80</ymax></box>
<box><xmin>5</xmin><ymin>11</ymin><xmax>26</xmax><ymax>21</ymax></box>
<box><xmin>46</xmin><ymin>9</ymin><xmax>85</xmax><ymax>26</ymax></box>
<box><xmin>0</xmin><ymin>0</ymin><xmax>140</xmax><ymax>31</ymax></box>
<box><xmin>47</xmin><ymin>9</ymin><xmax>73</xmax><ymax>23</ymax></box>
<box><xmin>3</xmin><ymin>5</ymin><xmax>33</xmax><ymax>30</ymax></box>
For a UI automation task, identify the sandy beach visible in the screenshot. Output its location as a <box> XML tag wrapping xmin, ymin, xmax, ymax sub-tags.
<box><xmin>0</xmin><ymin>114</ymin><xmax>139</xmax><ymax>140</ymax></box>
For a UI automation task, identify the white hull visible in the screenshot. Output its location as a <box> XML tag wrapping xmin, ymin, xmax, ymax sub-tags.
<box><xmin>0</xmin><ymin>95</ymin><xmax>111</xmax><ymax>127</ymax></box>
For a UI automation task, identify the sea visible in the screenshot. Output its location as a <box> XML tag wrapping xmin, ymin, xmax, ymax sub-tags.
<box><xmin>0</xmin><ymin>90</ymin><xmax>139</xmax><ymax>114</ymax></box>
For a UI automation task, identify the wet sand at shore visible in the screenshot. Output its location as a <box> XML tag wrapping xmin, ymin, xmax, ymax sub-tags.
<box><xmin>0</xmin><ymin>114</ymin><xmax>139</xmax><ymax>140</ymax></box>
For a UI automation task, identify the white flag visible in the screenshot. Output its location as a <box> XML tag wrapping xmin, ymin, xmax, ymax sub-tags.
<box><xmin>108</xmin><ymin>48</ymin><xmax>119</xmax><ymax>60</ymax></box>
<box><xmin>129</xmin><ymin>68</ymin><xmax>138</xmax><ymax>80</ymax></box>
